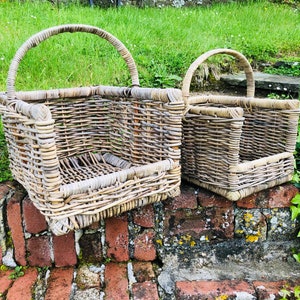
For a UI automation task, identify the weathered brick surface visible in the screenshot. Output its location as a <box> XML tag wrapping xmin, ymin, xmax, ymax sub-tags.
<box><xmin>22</xmin><ymin>196</ymin><xmax>47</xmax><ymax>234</ymax></box>
<box><xmin>235</xmin><ymin>209</ymin><xmax>268</xmax><ymax>242</ymax></box>
<box><xmin>105</xmin><ymin>215</ymin><xmax>129</xmax><ymax>262</ymax></box>
<box><xmin>132</xmin><ymin>281</ymin><xmax>159</xmax><ymax>300</ymax></box>
<box><xmin>253</xmin><ymin>280</ymin><xmax>287</xmax><ymax>299</ymax></box>
<box><xmin>0</xmin><ymin>182</ymin><xmax>10</xmax><ymax>200</ymax></box>
<box><xmin>44</xmin><ymin>267</ymin><xmax>74</xmax><ymax>300</ymax></box>
<box><xmin>133</xmin><ymin>262</ymin><xmax>156</xmax><ymax>282</ymax></box>
<box><xmin>176</xmin><ymin>280</ymin><xmax>256</xmax><ymax>299</ymax></box>
<box><xmin>132</xmin><ymin>204</ymin><xmax>155</xmax><ymax>228</ymax></box>
<box><xmin>104</xmin><ymin>262</ymin><xmax>129</xmax><ymax>300</ymax></box>
<box><xmin>6</xmin><ymin>188</ymin><xmax>26</xmax><ymax>266</ymax></box>
<box><xmin>79</xmin><ymin>232</ymin><xmax>103</xmax><ymax>264</ymax></box>
<box><xmin>253</xmin><ymin>280</ymin><xmax>300</xmax><ymax>299</ymax></box>
<box><xmin>27</xmin><ymin>235</ymin><xmax>52</xmax><ymax>267</ymax></box>
<box><xmin>197</xmin><ymin>188</ymin><xmax>233</xmax><ymax>208</ymax></box>
<box><xmin>237</xmin><ymin>184</ymin><xmax>299</xmax><ymax>209</ymax></box>
<box><xmin>268</xmin><ymin>184</ymin><xmax>299</xmax><ymax>208</ymax></box>
<box><xmin>53</xmin><ymin>232</ymin><xmax>77</xmax><ymax>267</ymax></box>
<box><xmin>165</xmin><ymin>183</ymin><xmax>197</xmax><ymax>210</ymax></box>
<box><xmin>164</xmin><ymin>206</ymin><xmax>234</xmax><ymax>243</ymax></box>
<box><xmin>134</xmin><ymin>229</ymin><xmax>156</xmax><ymax>261</ymax></box>
<box><xmin>0</xmin><ymin>270</ymin><xmax>13</xmax><ymax>295</ymax></box>
<box><xmin>6</xmin><ymin>267</ymin><xmax>38</xmax><ymax>300</ymax></box>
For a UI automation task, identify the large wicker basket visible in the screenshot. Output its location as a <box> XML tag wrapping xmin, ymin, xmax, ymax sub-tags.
<box><xmin>1</xmin><ymin>25</ymin><xmax>184</xmax><ymax>235</ymax></box>
<box><xmin>181</xmin><ymin>48</ymin><xmax>299</xmax><ymax>201</ymax></box>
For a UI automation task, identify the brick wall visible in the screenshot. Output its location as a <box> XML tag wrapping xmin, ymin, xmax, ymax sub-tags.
<box><xmin>0</xmin><ymin>180</ymin><xmax>299</xmax><ymax>268</ymax></box>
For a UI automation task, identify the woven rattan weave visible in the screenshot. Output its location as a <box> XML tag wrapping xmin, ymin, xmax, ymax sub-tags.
<box><xmin>181</xmin><ymin>49</ymin><xmax>299</xmax><ymax>201</ymax></box>
<box><xmin>1</xmin><ymin>25</ymin><xmax>184</xmax><ymax>235</ymax></box>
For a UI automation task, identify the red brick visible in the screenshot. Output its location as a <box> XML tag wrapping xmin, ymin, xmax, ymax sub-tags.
<box><xmin>268</xmin><ymin>184</ymin><xmax>299</xmax><ymax>208</ymax></box>
<box><xmin>0</xmin><ymin>182</ymin><xmax>10</xmax><ymax>200</ymax></box>
<box><xmin>44</xmin><ymin>267</ymin><xmax>74</xmax><ymax>300</ymax></box>
<box><xmin>164</xmin><ymin>207</ymin><xmax>234</xmax><ymax>242</ymax></box>
<box><xmin>6</xmin><ymin>188</ymin><xmax>26</xmax><ymax>266</ymax></box>
<box><xmin>27</xmin><ymin>235</ymin><xmax>52</xmax><ymax>267</ymax></box>
<box><xmin>133</xmin><ymin>205</ymin><xmax>155</xmax><ymax>228</ymax></box>
<box><xmin>0</xmin><ymin>270</ymin><xmax>13</xmax><ymax>295</ymax></box>
<box><xmin>6</xmin><ymin>267</ymin><xmax>38</xmax><ymax>300</ymax></box>
<box><xmin>106</xmin><ymin>215</ymin><xmax>129</xmax><ymax>262</ymax></box>
<box><xmin>176</xmin><ymin>280</ymin><xmax>256</xmax><ymax>299</ymax></box>
<box><xmin>237</xmin><ymin>184</ymin><xmax>299</xmax><ymax>209</ymax></box>
<box><xmin>165</xmin><ymin>184</ymin><xmax>197</xmax><ymax>210</ymax></box>
<box><xmin>134</xmin><ymin>229</ymin><xmax>156</xmax><ymax>261</ymax></box>
<box><xmin>197</xmin><ymin>188</ymin><xmax>233</xmax><ymax>208</ymax></box>
<box><xmin>253</xmin><ymin>280</ymin><xmax>300</xmax><ymax>300</ymax></box>
<box><xmin>132</xmin><ymin>281</ymin><xmax>159</xmax><ymax>300</ymax></box>
<box><xmin>253</xmin><ymin>280</ymin><xmax>287</xmax><ymax>299</ymax></box>
<box><xmin>133</xmin><ymin>262</ymin><xmax>156</xmax><ymax>282</ymax></box>
<box><xmin>237</xmin><ymin>193</ymin><xmax>260</xmax><ymax>209</ymax></box>
<box><xmin>53</xmin><ymin>232</ymin><xmax>77</xmax><ymax>267</ymax></box>
<box><xmin>104</xmin><ymin>263</ymin><xmax>129</xmax><ymax>300</ymax></box>
<box><xmin>23</xmin><ymin>196</ymin><xmax>47</xmax><ymax>234</ymax></box>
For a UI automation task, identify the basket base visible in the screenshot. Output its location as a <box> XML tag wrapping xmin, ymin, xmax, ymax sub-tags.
<box><xmin>183</xmin><ymin>174</ymin><xmax>293</xmax><ymax>201</ymax></box>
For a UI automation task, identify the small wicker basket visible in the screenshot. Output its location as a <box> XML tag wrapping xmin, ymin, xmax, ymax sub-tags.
<box><xmin>181</xmin><ymin>48</ymin><xmax>300</xmax><ymax>201</ymax></box>
<box><xmin>1</xmin><ymin>25</ymin><xmax>184</xmax><ymax>235</ymax></box>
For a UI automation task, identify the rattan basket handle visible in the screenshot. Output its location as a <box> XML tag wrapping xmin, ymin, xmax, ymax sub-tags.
<box><xmin>6</xmin><ymin>24</ymin><xmax>140</xmax><ymax>102</ymax></box>
<box><xmin>182</xmin><ymin>48</ymin><xmax>254</xmax><ymax>103</ymax></box>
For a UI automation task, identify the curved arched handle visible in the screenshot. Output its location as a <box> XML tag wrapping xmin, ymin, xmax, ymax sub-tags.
<box><xmin>182</xmin><ymin>48</ymin><xmax>255</xmax><ymax>103</ymax></box>
<box><xmin>6</xmin><ymin>24</ymin><xmax>140</xmax><ymax>102</ymax></box>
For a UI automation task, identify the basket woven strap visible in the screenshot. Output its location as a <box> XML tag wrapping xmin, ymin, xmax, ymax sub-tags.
<box><xmin>6</xmin><ymin>24</ymin><xmax>140</xmax><ymax>104</ymax></box>
<box><xmin>182</xmin><ymin>48</ymin><xmax>255</xmax><ymax>104</ymax></box>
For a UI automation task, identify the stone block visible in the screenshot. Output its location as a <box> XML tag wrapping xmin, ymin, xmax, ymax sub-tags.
<box><xmin>79</xmin><ymin>232</ymin><xmax>102</xmax><ymax>264</ymax></box>
<box><xmin>132</xmin><ymin>262</ymin><xmax>156</xmax><ymax>282</ymax></box>
<box><xmin>235</xmin><ymin>209</ymin><xmax>267</xmax><ymax>242</ymax></box>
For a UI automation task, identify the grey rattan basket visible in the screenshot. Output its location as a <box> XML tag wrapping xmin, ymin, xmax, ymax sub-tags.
<box><xmin>1</xmin><ymin>25</ymin><xmax>184</xmax><ymax>235</ymax></box>
<box><xmin>181</xmin><ymin>48</ymin><xmax>300</xmax><ymax>201</ymax></box>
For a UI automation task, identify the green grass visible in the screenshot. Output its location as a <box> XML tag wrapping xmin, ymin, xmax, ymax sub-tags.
<box><xmin>0</xmin><ymin>0</ymin><xmax>299</xmax><ymax>182</ymax></box>
<box><xmin>0</xmin><ymin>0</ymin><xmax>299</xmax><ymax>91</ymax></box>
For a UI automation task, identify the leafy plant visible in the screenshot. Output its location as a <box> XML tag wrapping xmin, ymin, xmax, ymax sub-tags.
<box><xmin>265</xmin><ymin>62</ymin><xmax>300</xmax><ymax>77</ymax></box>
<box><xmin>290</xmin><ymin>194</ymin><xmax>300</xmax><ymax>263</ymax></box>
<box><xmin>8</xmin><ymin>266</ymin><xmax>25</xmax><ymax>280</ymax></box>
<box><xmin>279</xmin><ymin>285</ymin><xmax>300</xmax><ymax>300</ymax></box>
<box><xmin>0</xmin><ymin>118</ymin><xmax>12</xmax><ymax>182</ymax></box>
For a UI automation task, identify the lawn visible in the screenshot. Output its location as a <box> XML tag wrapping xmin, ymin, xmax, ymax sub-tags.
<box><xmin>0</xmin><ymin>0</ymin><xmax>299</xmax><ymax>182</ymax></box>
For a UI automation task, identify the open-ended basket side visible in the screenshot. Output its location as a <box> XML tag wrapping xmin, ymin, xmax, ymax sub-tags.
<box><xmin>181</xmin><ymin>48</ymin><xmax>255</xmax><ymax>103</ymax></box>
<box><xmin>6</xmin><ymin>24</ymin><xmax>140</xmax><ymax>106</ymax></box>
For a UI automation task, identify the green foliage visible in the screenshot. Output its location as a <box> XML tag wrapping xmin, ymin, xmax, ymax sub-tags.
<box><xmin>265</xmin><ymin>63</ymin><xmax>300</xmax><ymax>77</ymax></box>
<box><xmin>0</xmin><ymin>1</ymin><xmax>299</xmax><ymax>182</ymax></box>
<box><xmin>8</xmin><ymin>266</ymin><xmax>25</xmax><ymax>280</ymax></box>
<box><xmin>280</xmin><ymin>285</ymin><xmax>300</xmax><ymax>300</ymax></box>
<box><xmin>0</xmin><ymin>119</ymin><xmax>12</xmax><ymax>182</ymax></box>
<box><xmin>289</xmin><ymin>193</ymin><xmax>300</xmax><ymax>264</ymax></box>
<box><xmin>267</xmin><ymin>93</ymin><xmax>293</xmax><ymax>100</ymax></box>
